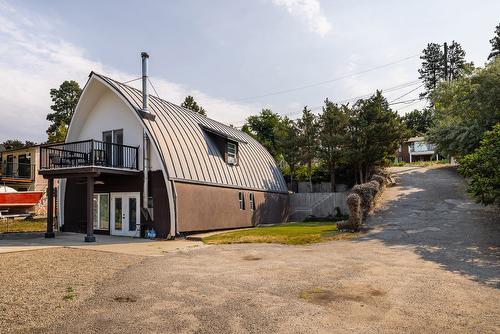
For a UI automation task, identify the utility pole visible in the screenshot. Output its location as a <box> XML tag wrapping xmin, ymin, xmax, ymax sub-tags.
<box><xmin>443</xmin><ymin>42</ymin><xmax>448</xmax><ymax>81</ymax></box>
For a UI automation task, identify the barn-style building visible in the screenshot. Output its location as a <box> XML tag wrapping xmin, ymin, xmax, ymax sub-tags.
<box><xmin>39</xmin><ymin>53</ymin><xmax>288</xmax><ymax>241</ymax></box>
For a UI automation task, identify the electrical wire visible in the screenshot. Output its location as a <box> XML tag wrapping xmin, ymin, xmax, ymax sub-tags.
<box><xmin>232</xmin><ymin>54</ymin><xmax>419</xmax><ymax>101</ymax></box>
<box><xmin>230</xmin><ymin>79</ymin><xmax>422</xmax><ymax>125</ymax></box>
<box><xmin>389</xmin><ymin>84</ymin><xmax>423</xmax><ymax>103</ymax></box>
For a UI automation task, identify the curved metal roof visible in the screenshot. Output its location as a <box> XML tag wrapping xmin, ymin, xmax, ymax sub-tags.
<box><xmin>94</xmin><ymin>73</ymin><xmax>288</xmax><ymax>193</ymax></box>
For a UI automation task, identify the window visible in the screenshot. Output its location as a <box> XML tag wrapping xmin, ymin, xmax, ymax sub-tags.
<box><xmin>93</xmin><ymin>193</ymin><xmax>110</xmax><ymax>230</ymax></box>
<box><xmin>238</xmin><ymin>191</ymin><xmax>245</xmax><ymax>210</ymax></box>
<box><xmin>227</xmin><ymin>141</ymin><xmax>238</xmax><ymax>165</ymax></box>
<box><xmin>249</xmin><ymin>192</ymin><xmax>255</xmax><ymax>210</ymax></box>
<box><xmin>102</xmin><ymin>129</ymin><xmax>124</xmax><ymax>167</ymax></box>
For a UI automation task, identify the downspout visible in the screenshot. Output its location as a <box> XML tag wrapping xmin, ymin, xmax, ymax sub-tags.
<box><xmin>141</xmin><ymin>52</ymin><xmax>150</xmax><ymax>222</ymax></box>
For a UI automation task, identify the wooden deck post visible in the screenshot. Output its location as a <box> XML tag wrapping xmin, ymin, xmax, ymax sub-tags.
<box><xmin>84</xmin><ymin>175</ymin><xmax>96</xmax><ymax>242</ymax></box>
<box><xmin>44</xmin><ymin>178</ymin><xmax>55</xmax><ymax>238</ymax></box>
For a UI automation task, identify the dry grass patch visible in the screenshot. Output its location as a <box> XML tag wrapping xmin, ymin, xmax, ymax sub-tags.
<box><xmin>0</xmin><ymin>218</ymin><xmax>46</xmax><ymax>233</ymax></box>
<box><xmin>203</xmin><ymin>222</ymin><xmax>357</xmax><ymax>245</ymax></box>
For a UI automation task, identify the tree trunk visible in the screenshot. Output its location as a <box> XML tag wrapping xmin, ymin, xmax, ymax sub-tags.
<box><xmin>308</xmin><ymin>160</ymin><xmax>313</xmax><ymax>192</ymax></box>
<box><xmin>358</xmin><ymin>164</ymin><xmax>363</xmax><ymax>184</ymax></box>
<box><xmin>330</xmin><ymin>163</ymin><xmax>336</xmax><ymax>192</ymax></box>
<box><xmin>365</xmin><ymin>164</ymin><xmax>370</xmax><ymax>182</ymax></box>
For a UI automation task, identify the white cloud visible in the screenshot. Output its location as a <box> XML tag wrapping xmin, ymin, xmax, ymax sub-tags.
<box><xmin>0</xmin><ymin>1</ymin><xmax>257</xmax><ymax>142</ymax></box>
<box><xmin>272</xmin><ymin>0</ymin><xmax>331</xmax><ymax>36</ymax></box>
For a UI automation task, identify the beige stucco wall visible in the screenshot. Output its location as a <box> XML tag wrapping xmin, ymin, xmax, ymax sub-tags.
<box><xmin>175</xmin><ymin>181</ymin><xmax>289</xmax><ymax>233</ymax></box>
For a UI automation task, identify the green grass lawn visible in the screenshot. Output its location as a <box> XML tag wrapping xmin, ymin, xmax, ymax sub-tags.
<box><xmin>0</xmin><ymin>218</ymin><xmax>47</xmax><ymax>234</ymax></box>
<box><xmin>202</xmin><ymin>221</ymin><xmax>356</xmax><ymax>245</ymax></box>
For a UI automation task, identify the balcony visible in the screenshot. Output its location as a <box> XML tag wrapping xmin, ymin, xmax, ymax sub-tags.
<box><xmin>0</xmin><ymin>162</ymin><xmax>35</xmax><ymax>182</ymax></box>
<box><xmin>39</xmin><ymin>140</ymin><xmax>139</xmax><ymax>176</ymax></box>
<box><xmin>409</xmin><ymin>142</ymin><xmax>435</xmax><ymax>153</ymax></box>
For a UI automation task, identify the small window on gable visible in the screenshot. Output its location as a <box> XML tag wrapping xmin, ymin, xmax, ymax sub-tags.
<box><xmin>238</xmin><ymin>191</ymin><xmax>245</xmax><ymax>210</ymax></box>
<box><xmin>227</xmin><ymin>141</ymin><xmax>238</xmax><ymax>165</ymax></box>
<box><xmin>249</xmin><ymin>192</ymin><xmax>255</xmax><ymax>210</ymax></box>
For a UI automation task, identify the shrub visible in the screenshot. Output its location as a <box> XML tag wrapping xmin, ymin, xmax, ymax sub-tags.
<box><xmin>338</xmin><ymin>193</ymin><xmax>362</xmax><ymax>231</ymax></box>
<box><xmin>458</xmin><ymin>124</ymin><xmax>500</xmax><ymax>206</ymax></box>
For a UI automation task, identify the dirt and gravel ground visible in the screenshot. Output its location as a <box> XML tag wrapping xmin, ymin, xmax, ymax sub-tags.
<box><xmin>2</xmin><ymin>166</ymin><xmax>499</xmax><ymax>333</ymax></box>
<box><xmin>0</xmin><ymin>248</ymin><xmax>143</xmax><ymax>334</ymax></box>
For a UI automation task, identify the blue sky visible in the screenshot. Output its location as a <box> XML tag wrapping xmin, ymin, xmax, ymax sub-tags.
<box><xmin>0</xmin><ymin>0</ymin><xmax>499</xmax><ymax>142</ymax></box>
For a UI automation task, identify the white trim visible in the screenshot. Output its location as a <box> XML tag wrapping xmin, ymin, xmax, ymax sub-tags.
<box><xmin>110</xmin><ymin>192</ymin><xmax>140</xmax><ymax>237</ymax></box>
<box><xmin>61</xmin><ymin>74</ymin><xmax>177</xmax><ymax>236</ymax></box>
<box><xmin>92</xmin><ymin>75</ymin><xmax>177</xmax><ymax>236</ymax></box>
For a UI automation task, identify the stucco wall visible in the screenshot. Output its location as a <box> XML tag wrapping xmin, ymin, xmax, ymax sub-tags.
<box><xmin>175</xmin><ymin>181</ymin><xmax>289</xmax><ymax>233</ymax></box>
<box><xmin>69</xmin><ymin>89</ymin><xmax>162</xmax><ymax>171</ymax></box>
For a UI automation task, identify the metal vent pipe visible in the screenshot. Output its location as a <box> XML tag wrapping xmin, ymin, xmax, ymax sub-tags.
<box><xmin>141</xmin><ymin>52</ymin><xmax>149</xmax><ymax>111</ymax></box>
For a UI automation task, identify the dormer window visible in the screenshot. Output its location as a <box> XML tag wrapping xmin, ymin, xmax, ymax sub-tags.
<box><xmin>200</xmin><ymin>124</ymin><xmax>243</xmax><ymax>166</ymax></box>
<box><xmin>227</xmin><ymin>141</ymin><xmax>238</xmax><ymax>165</ymax></box>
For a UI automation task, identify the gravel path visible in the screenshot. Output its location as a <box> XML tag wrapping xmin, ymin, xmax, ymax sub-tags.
<box><xmin>4</xmin><ymin>166</ymin><xmax>500</xmax><ymax>333</ymax></box>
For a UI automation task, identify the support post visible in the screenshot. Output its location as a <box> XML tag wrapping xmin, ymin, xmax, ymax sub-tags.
<box><xmin>85</xmin><ymin>175</ymin><xmax>96</xmax><ymax>242</ymax></box>
<box><xmin>45</xmin><ymin>178</ymin><xmax>55</xmax><ymax>238</ymax></box>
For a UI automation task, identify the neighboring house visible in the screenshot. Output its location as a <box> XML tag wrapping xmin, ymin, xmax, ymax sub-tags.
<box><xmin>397</xmin><ymin>137</ymin><xmax>440</xmax><ymax>163</ymax></box>
<box><xmin>0</xmin><ymin>144</ymin><xmax>52</xmax><ymax>215</ymax></box>
<box><xmin>39</xmin><ymin>53</ymin><xmax>288</xmax><ymax>242</ymax></box>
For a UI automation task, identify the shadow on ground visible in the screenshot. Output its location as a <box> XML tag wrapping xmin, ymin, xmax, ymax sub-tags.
<box><xmin>361</xmin><ymin>166</ymin><xmax>500</xmax><ymax>288</ymax></box>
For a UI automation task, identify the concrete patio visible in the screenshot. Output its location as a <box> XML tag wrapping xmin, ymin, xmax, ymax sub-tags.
<box><xmin>0</xmin><ymin>232</ymin><xmax>205</xmax><ymax>256</ymax></box>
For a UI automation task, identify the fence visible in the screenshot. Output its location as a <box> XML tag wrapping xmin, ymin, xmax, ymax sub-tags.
<box><xmin>288</xmin><ymin>192</ymin><xmax>348</xmax><ymax>222</ymax></box>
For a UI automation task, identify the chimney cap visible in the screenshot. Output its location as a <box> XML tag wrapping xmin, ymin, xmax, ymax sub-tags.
<box><xmin>141</xmin><ymin>52</ymin><xmax>149</xmax><ymax>58</ymax></box>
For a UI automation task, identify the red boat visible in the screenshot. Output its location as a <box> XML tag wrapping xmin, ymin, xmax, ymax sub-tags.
<box><xmin>0</xmin><ymin>187</ymin><xmax>44</xmax><ymax>208</ymax></box>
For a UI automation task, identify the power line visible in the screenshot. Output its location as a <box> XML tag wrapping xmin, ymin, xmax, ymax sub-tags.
<box><xmin>230</xmin><ymin>79</ymin><xmax>422</xmax><ymax>125</ymax></box>
<box><xmin>232</xmin><ymin>54</ymin><xmax>419</xmax><ymax>102</ymax></box>
<box><xmin>388</xmin><ymin>84</ymin><xmax>423</xmax><ymax>103</ymax></box>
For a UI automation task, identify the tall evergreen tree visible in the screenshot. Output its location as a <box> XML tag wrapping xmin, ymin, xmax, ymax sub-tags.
<box><xmin>181</xmin><ymin>95</ymin><xmax>207</xmax><ymax>116</ymax></box>
<box><xmin>297</xmin><ymin>106</ymin><xmax>319</xmax><ymax>186</ymax></box>
<box><xmin>418</xmin><ymin>43</ymin><xmax>443</xmax><ymax>97</ymax></box>
<box><xmin>488</xmin><ymin>22</ymin><xmax>500</xmax><ymax>60</ymax></box>
<box><xmin>349</xmin><ymin>91</ymin><xmax>408</xmax><ymax>182</ymax></box>
<box><xmin>46</xmin><ymin>80</ymin><xmax>82</xmax><ymax>143</ymax></box>
<box><xmin>447</xmin><ymin>41</ymin><xmax>469</xmax><ymax>80</ymax></box>
<box><xmin>318</xmin><ymin>99</ymin><xmax>349</xmax><ymax>191</ymax></box>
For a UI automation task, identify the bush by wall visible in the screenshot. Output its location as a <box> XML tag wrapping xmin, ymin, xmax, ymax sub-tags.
<box><xmin>338</xmin><ymin>172</ymin><xmax>392</xmax><ymax>231</ymax></box>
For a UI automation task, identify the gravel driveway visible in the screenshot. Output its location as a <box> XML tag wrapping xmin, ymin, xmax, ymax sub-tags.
<box><xmin>4</xmin><ymin>166</ymin><xmax>499</xmax><ymax>333</ymax></box>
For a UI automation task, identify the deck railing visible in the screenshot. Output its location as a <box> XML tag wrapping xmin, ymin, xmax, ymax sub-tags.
<box><xmin>0</xmin><ymin>162</ymin><xmax>36</xmax><ymax>180</ymax></box>
<box><xmin>40</xmin><ymin>139</ymin><xmax>139</xmax><ymax>171</ymax></box>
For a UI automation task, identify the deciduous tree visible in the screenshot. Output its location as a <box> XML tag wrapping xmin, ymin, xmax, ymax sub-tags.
<box><xmin>242</xmin><ymin>109</ymin><xmax>282</xmax><ymax>159</ymax></box>
<box><xmin>458</xmin><ymin>124</ymin><xmax>500</xmax><ymax>206</ymax></box>
<box><xmin>427</xmin><ymin>58</ymin><xmax>500</xmax><ymax>158</ymax></box>
<box><xmin>402</xmin><ymin>108</ymin><xmax>434</xmax><ymax>136</ymax></box>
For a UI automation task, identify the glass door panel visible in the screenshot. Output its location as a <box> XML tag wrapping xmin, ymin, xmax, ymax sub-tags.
<box><xmin>114</xmin><ymin>197</ymin><xmax>122</xmax><ymax>230</ymax></box>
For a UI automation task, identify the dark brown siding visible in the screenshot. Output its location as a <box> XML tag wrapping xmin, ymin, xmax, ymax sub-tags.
<box><xmin>175</xmin><ymin>181</ymin><xmax>289</xmax><ymax>233</ymax></box>
<box><xmin>63</xmin><ymin>178</ymin><xmax>87</xmax><ymax>233</ymax></box>
<box><xmin>149</xmin><ymin>170</ymin><xmax>170</xmax><ymax>238</ymax></box>
<box><xmin>63</xmin><ymin>172</ymin><xmax>171</xmax><ymax>238</ymax></box>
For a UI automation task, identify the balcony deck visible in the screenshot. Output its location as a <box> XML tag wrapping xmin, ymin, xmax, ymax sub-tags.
<box><xmin>39</xmin><ymin>139</ymin><xmax>140</xmax><ymax>178</ymax></box>
<box><xmin>0</xmin><ymin>162</ymin><xmax>35</xmax><ymax>183</ymax></box>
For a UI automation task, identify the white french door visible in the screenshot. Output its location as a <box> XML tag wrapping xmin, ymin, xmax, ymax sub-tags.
<box><xmin>110</xmin><ymin>192</ymin><xmax>140</xmax><ymax>237</ymax></box>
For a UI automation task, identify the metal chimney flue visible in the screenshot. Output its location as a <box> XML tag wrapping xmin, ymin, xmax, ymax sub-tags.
<box><xmin>141</xmin><ymin>52</ymin><xmax>149</xmax><ymax>111</ymax></box>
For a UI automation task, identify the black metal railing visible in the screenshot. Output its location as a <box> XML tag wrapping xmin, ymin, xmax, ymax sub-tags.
<box><xmin>40</xmin><ymin>139</ymin><xmax>139</xmax><ymax>171</ymax></box>
<box><xmin>0</xmin><ymin>162</ymin><xmax>35</xmax><ymax>180</ymax></box>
